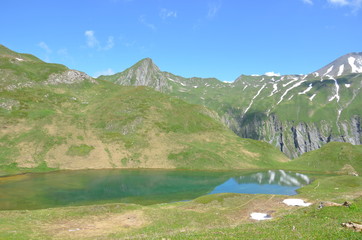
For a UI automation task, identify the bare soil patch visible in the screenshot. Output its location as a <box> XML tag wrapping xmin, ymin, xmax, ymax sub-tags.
<box><xmin>45</xmin><ymin>210</ymin><xmax>148</xmax><ymax>239</ymax></box>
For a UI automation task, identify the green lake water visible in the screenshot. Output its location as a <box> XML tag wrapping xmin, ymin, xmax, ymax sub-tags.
<box><xmin>0</xmin><ymin>169</ymin><xmax>313</xmax><ymax>210</ymax></box>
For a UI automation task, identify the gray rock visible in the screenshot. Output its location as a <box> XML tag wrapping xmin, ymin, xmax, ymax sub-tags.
<box><xmin>45</xmin><ymin>70</ymin><xmax>96</xmax><ymax>85</ymax></box>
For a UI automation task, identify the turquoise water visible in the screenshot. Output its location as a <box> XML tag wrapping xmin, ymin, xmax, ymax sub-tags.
<box><xmin>0</xmin><ymin>169</ymin><xmax>312</xmax><ymax>210</ymax></box>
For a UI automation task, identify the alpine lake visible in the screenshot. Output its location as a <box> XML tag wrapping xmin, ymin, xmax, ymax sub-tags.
<box><xmin>0</xmin><ymin>169</ymin><xmax>315</xmax><ymax>210</ymax></box>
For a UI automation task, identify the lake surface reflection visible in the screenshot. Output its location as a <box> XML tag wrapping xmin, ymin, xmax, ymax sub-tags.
<box><xmin>0</xmin><ymin>169</ymin><xmax>312</xmax><ymax>210</ymax></box>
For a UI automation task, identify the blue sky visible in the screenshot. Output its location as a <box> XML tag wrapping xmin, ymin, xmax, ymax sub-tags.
<box><xmin>2</xmin><ymin>0</ymin><xmax>362</xmax><ymax>82</ymax></box>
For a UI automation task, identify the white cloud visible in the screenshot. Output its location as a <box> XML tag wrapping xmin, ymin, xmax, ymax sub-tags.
<box><xmin>327</xmin><ymin>0</ymin><xmax>362</xmax><ymax>13</ymax></box>
<box><xmin>57</xmin><ymin>48</ymin><xmax>74</xmax><ymax>62</ymax></box>
<box><xmin>93</xmin><ymin>68</ymin><xmax>115</xmax><ymax>78</ymax></box>
<box><xmin>160</xmin><ymin>8</ymin><xmax>177</xmax><ymax>19</ymax></box>
<box><xmin>85</xmin><ymin>30</ymin><xmax>99</xmax><ymax>48</ymax></box>
<box><xmin>328</xmin><ymin>0</ymin><xmax>349</xmax><ymax>6</ymax></box>
<box><xmin>57</xmin><ymin>48</ymin><xmax>68</xmax><ymax>56</ymax></box>
<box><xmin>139</xmin><ymin>15</ymin><xmax>156</xmax><ymax>30</ymax></box>
<box><xmin>103</xmin><ymin>36</ymin><xmax>115</xmax><ymax>50</ymax></box>
<box><xmin>38</xmin><ymin>42</ymin><xmax>52</xmax><ymax>54</ymax></box>
<box><xmin>302</xmin><ymin>0</ymin><xmax>314</xmax><ymax>5</ymax></box>
<box><xmin>84</xmin><ymin>30</ymin><xmax>114</xmax><ymax>50</ymax></box>
<box><xmin>302</xmin><ymin>0</ymin><xmax>362</xmax><ymax>12</ymax></box>
<box><xmin>264</xmin><ymin>72</ymin><xmax>281</xmax><ymax>77</ymax></box>
<box><xmin>207</xmin><ymin>1</ymin><xmax>222</xmax><ymax>19</ymax></box>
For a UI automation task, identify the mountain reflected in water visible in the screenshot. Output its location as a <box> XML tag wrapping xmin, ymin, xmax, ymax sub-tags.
<box><xmin>210</xmin><ymin>170</ymin><xmax>311</xmax><ymax>196</ymax></box>
<box><xmin>0</xmin><ymin>169</ymin><xmax>314</xmax><ymax>210</ymax></box>
<box><xmin>235</xmin><ymin>170</ymin><xmax>311</xmax><ymax>186</ymax></box>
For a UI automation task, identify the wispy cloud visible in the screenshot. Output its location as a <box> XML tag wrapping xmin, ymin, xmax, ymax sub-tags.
<box><xmin>104</xmin><ymin>36</ymin><xmax>115</xmax><ymax>50</ymax></box>
<box><xmin>139</xmin><ymin>15</ymin><xmax>156</xmax><ymax>30</ymax></box>
<box><xmin>57</xmin><ymin>48</ymin><xmax>68</xmax><ymax>56</ymax></box>
<box><xmin>84</xmin><ymin>30</ymin><xmax>115</xmax><ymax>50</ymax></box>
<box><xmin>37</xmin><ymin>41</ymin><xmax>52</xmax><ymax>62</ymax></box>
<box><xmin>302</xmin><ymin>0</ymin><xmax>314</xmax><ymax>5</ymax></box>
<box><xmin>38</xmin><ymin>41</ymin><xmax>52</xmax><ymax>54</ymax></box>
<box><xmin>56</xmin><ymin>48</ymin><xmax>75</xmax><ymax>65</ymax></box>
<box><xmin>85</xmin><ymin>30</ymin><xmax>99</xmax><ymax>48</ymax></box>
<box><xmin>207</xmin><ymin>1</ymin><xmax>222</xmax><ymax>19</ymax></box>
<box><xmin>328</xmin><ymin>0</ymin><xmax>349</xmax><ymax>6</ymax></box>
<box><xmin>93</xmin><ymin>68</ymin><xmax>115</xmax><ymax>78</ymax></box>
<box><xmin>302</xmin><ymin>0</ymin><xmax>362</xmax><ymax>13</ymax></box>
<box><xmin>327</xmin><ymin>0</ymin><xmax>362</xmax><ymax>13</ymax></box>
<box><xmin>159</xmin><ymin>8</ymin><xmax>177</xmax><ymax>19</ymax></box>
<box><xmin>194</xmin><ymin>1</ymin><xmax>222</xmax><ymax>29</ymax></box>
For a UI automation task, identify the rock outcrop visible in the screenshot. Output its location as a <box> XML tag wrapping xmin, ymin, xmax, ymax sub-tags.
<box><xmin>228</xmin><ymin>114</ymin><xmax>361</xmax><ymax>158</ymax></box>
<box><xmin>45</xmin><ymin>70</ymin><xmax>96</xmax><ymax>85</ymax></box>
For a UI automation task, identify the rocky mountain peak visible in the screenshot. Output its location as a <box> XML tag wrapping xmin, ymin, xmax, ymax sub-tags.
<box><xmin>108</xmin><ymin>57</ymin><xmax>169</xmax><ymax>91</ymax></box>
<box><xmin>313</xmin><ymin>52</ymin><xmax>362</xmax><ymax>77</ymax></box>
<box><xmin>135</xmin><ymin>57</ymin><xmax>161</xmax><ymax>73</ymax></box>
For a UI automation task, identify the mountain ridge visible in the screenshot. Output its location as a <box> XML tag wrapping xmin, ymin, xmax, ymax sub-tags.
<box><xmin>0</xmin><ymin>45</ymin><xmax>288</xmax><ymax>175</ymax></box>
<box><xmin>99</xmin><ymin>53</ymin><xmax>362</xmax><ymax>158</ymax></box>
<box><xmin>313</xmin><ymin>52</ymin><xmax>362</xmax><ymax>78</ymax></box>
<box><xmin>99</xmin><ymin>52</ymin><xmax>362</xmax><ymax>85</ymax></box>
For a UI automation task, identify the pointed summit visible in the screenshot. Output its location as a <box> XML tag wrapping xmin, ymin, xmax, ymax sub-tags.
<box><xmin>98</xmin><ymin>57</ymin><xmax>170</xmax><ymax>91</ymax></box>
<box><xmin>132</xmin><ymin>57</ymin><xmax>161</xmax><ymax>73</ymax></box>
<box><xmin>313</xmin><ymin>52</ymin><xmax>362</xmax><ymax>77</ymax></box>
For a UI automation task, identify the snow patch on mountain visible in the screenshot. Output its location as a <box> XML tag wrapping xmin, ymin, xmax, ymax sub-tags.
<box><xmin>328</xmin><ymin>77</ymin><xmax>340</xmax><ymax>102</ymax></box>
<box><xmin>244</xmin><ymin>84</ymin><xmax>266</xmax><ymax>114</ymax></box>
<box><xmin>323</xmin><ymin>65</ymin><xmax>334</xmax><ymax>76</ymax></box>
<box><xmin>269</xmin><ymin>83</ymin><xmax>278</xmax><ymax>97</ymax></box>
<box><xmin>282</xmin><ymin>78</ymin><xmax>299</xmax><ymax>87</ymax></box>
<box><xmin>309</xmin><ymin>93</ymin><xmax>316</xmax><ymax>101</ymax></box>
<box><xmin>337</xmin><ymin>64</ymin><xmax>344</xmax><ymax>76</ymax></box>
<box><xmin>15</xmin><ymin>58</ymin><xmax>24</xmax><ymax>61</ymax></box>
<box><xmin>348</xmin><ymin>56</ymin><xmax>362</xmax><ymax>73</ymax></box>
<box><xmin>298</xmin><ymin>83</ymin><xmax>312</xmax><ymax>95</ymax></box>
<box><xmin>345</xmin><ymin>84</ymin><xmax>351</xmax><ymax>88</ymax></box>
<box><xmin>277</xmin><ymin>80</ymin><xmax>307</xmax><ymax>105</ymax></box>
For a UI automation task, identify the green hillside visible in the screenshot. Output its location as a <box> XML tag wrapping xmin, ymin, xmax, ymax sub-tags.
<box><xmin>0</xmin><ymin>47</ymin><xmax>288</xmax><ymax>175</ymax></box>
<box><xmin>99</xmin><ymin>57</ymin><xmax>362</xmax><ymax>159</ymax></box>
<box><xmin>284</xmin><ymin>142</ymin><xmax>362</xmax><ymax>175</ymax></box>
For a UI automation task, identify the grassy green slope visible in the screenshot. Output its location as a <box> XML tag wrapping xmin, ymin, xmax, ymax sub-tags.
<box><xmin>101</xmin><ymin>58</ymin><xmax>362</xmax><ymax>140</ymax></box>
<box><xmin>283</xmin><ymin>142</ymin><xmax>362</xmax><ymax>174</ymax></box>
<box><xmin>0</xmin><ymin>45</ymin><xmax>68</xmax><ymax>89</ymax></box>
<box><xmin>0</xmin><ymin>48</ymin><xmax>288</xmax><ymax>175</ymax></box>
<box><xmin>0</xmin><ymin>81</ymin><xmax>288</xmax><ymax>175</ymax></box>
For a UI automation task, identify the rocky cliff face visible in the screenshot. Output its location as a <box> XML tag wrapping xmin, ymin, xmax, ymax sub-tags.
<box><xmin>227</xmin><ymin>113</ymin><xmax>361</xmax><ymax>158</ymax></box>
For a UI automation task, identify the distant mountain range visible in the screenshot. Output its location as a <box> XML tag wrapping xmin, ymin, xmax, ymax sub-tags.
<box><xmin>99</xmin><ymin>52</ymin><xmax>362</xmax><ymax>158</ymax></box>
<box><xmin>1</xmin><ymin>43</ymin><xmax>361</xmax><ymax>164</ymax></box>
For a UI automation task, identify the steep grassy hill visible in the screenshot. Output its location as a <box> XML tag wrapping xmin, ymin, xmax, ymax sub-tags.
<box><xmin>0</xmin><ymin>45</ymin><xmax>288</xmax><ymax>175</ymax></box>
